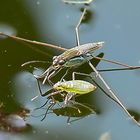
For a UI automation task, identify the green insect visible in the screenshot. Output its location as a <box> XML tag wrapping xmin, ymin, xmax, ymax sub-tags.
<box><xmin>33</xmin><ymin>78</ymin><xmax>97</xmax><ymax>121</ymax></box>
<box><xmin>42</xmin><ymin>79</ymin><xmax>96</xmax><ymax>106</ymax></box>
<box><xmin>54</xmin><ymin>80</ymin><xmax>96</xmax><ymax>94</ymax></box>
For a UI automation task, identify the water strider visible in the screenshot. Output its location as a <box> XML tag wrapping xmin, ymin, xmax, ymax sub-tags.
<box><xmin>10</xmin><ymin>8</ymin><xmax>140</xmax><ymax>86</ymax></box>
<box><xmin>1</xmin><ymin>8</ymin><xmax>140</xmax><ymax>85</ymax></box>
<box><xmin>1</xmin><ymin>7</ymin><xmax>140</xmax><ymax>126</ymax></box>
<box><xmin>33</xmin><ymin>8</ymin><xmax>139</xmax><ymax>84</ymax></box>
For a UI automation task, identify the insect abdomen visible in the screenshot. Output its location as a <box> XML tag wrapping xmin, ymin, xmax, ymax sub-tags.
<box><xmin>77</xmin><ymin>42</ymin><xmax>104</xmax><ymax>54</ymax></box>
<box><xmin>61</xmin><ymin>80</ymin><xmax>96</xmax><ymax>94</ymax></box>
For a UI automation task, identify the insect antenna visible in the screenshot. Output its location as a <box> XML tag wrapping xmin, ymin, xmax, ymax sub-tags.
<box><xmin>21</xmin><ymin>60</ymin><xmax>50</xmax><ymax>67</ymax></box>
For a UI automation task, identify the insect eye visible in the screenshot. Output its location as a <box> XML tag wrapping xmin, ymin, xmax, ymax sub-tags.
<box><xmin>53</xmin><ymin>56</ymin><xmax>57</xmax><ymax>60</ymax></box>
<box><xmin>53</xmin><ymin>60</ymin><xmax>57</xmax><ymax>65</ymax></box>
<box><xmin>58</xmin><ymin>60</ymin><xmax>65</xmax><ymax>65</ymax></box>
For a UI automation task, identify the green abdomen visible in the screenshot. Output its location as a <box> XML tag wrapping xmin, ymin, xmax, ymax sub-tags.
<box><xmin>62</xmin><ymin>80</ymin><xmax>96</xmax><ymax>94</ymax></box>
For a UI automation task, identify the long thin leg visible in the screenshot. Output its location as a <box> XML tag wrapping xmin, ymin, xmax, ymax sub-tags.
<box><xmin>97</xmin><ymin>66</ymin><xmax>140</xmax><ymax>72</ymax></box>
<box><xmin>0</xmin><ymin>32</ymin><xmax>66</xmax><ymax>51</ymax></box>
<box><xmin>60</xmin><ymin>68</ymin><xmax>70</xmax><ymax>82</ymax></box>
<box><xmin>33</xmin><ymin>65</ymin><xmax>59</xmax><ymax>85</ymax></box>
<box><xmin>41</xmin><ymin>102</ymin><xmax>56</xmax><ymax>121</ymax></box>
<box><xmin>72</xmin><ymin>72</ymin><xmax>123</xmax><ymax>104</ymax></box>
<box><xmin>47</xmin><ymin>90</ymin><xmax>63</xmax><ymax>98</ymax></box>
<box><xmin>44</xmin><ymin>67</ymin><xmax>62</xmax><ymax>85</ymax></box>
<box><xmin>75</xmin><ymin>8</ymin><xmax>87</xmax><ymax>46</ymax></box>
<box><xmin>43</xmin><ymin>74</ymin><xmax>54</xmax><ymax>85</ymax></box>
<box><xmin>73</xmin><ymin>71</ymin><xmax>140</xmax><ymax>127</ymax></box>
<box><xmin>92</xmin><ymin>54</ymin><xmax>140</xmax><ymax>68</ymax></box>
<box><xmin>36</xmin><ymin>78</ymin><xmax>45</xmax><ymax>96</ymax></box>
<box><xmin>30</xmin><ymin>78</ymin><xmax>44</xmax><ymax>101</ymax></box>
<box><xmin>33</xmin><ymin>77</ymin><xmax>54</xmax><ymax>98</ymax></box>
<box><xmin>34</xmin><ymin>99</ymin><xmax>50</xmax><ymax>110</ymax></box>
<box><xmin>32</xmin><ymin>66</ymin><xmax>137</xmax><ymax>103</ymax></box>
<box><xmin>34</xmin><ymin>65</ymin><xmax>54</xmax><ymax>79</ymax></box>
<box><xmin>64</xmin><ymin>92</ymin><xmax>75</xmax><ymax>105</ymax></box>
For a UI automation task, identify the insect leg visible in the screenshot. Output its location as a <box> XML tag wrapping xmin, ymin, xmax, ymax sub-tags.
<box><xmin>47</xmin><ymin>90</ymin><xmax>63</xmax><ymax>98</ymax></box>
<box><xmin>33</xmin><ymin>65</ymin><xmax>57</xmax><ymax>85</ymax></box>
<box><xmin>60</xmin><ymin>68</ymin><xmax>71</xmax><ymax>82</ymax></box>
<box><xmin>29</xmin><ymin>77</ymin><xmax>44</xmax><ymax>101</ymax></box>
<box><xmin>64</xmin><ymin>92</ymin><xmax>76</xmax><ymax>105</ymax></box>
<box><xmin>45</xmin><ymin>67</ymin><xmax>63</xmax><ymax>85</ymax></box>
<box><xmin>75</xmin><ymin>8</ymin><xmax>87</xmax><ymax>46</ymax></box>
<box><xmin>0</xmin><ymin>32</ymin><xmax>66</xmax><ymax>52</ymax></box>
<box><xmin>33</xmin><ymin>65</ymin><xmax>54</xmax><ymax>80</ymax></box>
<box><xmin>34</xmin><ymin>99</ymin><xmax>50</xmax><ymax>110</ymax></box>
<box><xmin>41</xmin><ymin>101</ymin><xmax>56</xmax><ymax>121</ymax></box>
<box><xmin>32</xmin><ymin>76</ymin><xmax>53</xmax><ymax>98</ymax></box>
<box><xmin>36</xmin><ymin>77</ymin><xmax>45</xmax><ymax>96</ymax></box>
<box><xmin>98</xmin><ymin>67</ymin><xmax>140</xmax><ymax>72</ymax></box>
<box><xmin>91</xmin><ymin>54</ymin><xmax>140</xmax><ymax>69</ymax></box>
<box><xmin>72</xmin><ymin>71</ymin><xmax>122</xmax><ymax>103</ymax></box>
<box><xmin>72</xmin><ymin>71</ymin><xmax>140</xmax><ymax>127</ymax></box>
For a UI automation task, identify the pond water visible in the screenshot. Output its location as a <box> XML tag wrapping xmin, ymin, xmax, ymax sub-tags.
<box><xmin>0</xmin><ymin>0</ymin><xmax>140</xmax><ymax>140</ymax></box>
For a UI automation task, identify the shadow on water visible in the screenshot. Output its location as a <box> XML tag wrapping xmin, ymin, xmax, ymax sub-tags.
<box><xmin>0</xmin><ymin>0</ymin><xmax>140</xmax><ymax>140</ymax></box>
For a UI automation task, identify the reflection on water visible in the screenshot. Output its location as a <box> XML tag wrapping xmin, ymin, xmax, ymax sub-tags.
<box><xmin>51</xmin><ymin>101</ymin><xmax>96</xmax><ymax>123</ymax></box>
<box><xmin>0</xmin><ymin>23</ymin><xmax>17</xmax><ymax>39</ymax></box>
<box><xmin>80</xmin><ymin>7</ymin><xmax>93</xmax><ymax>24</ymax></box>
<box><xmin>63</xmin><ymin>0</ymin><xmax>93</xmax><ymax>4</ymax></box>
<box><xmin>0</xmin><ymin>0</ymin><xmax>140</xmax><ymax>140</ymax></box>
<box><xmin>99</xmin><ymin>131</ymin><xmax>111</xmax><ymax>140</ymax></box>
